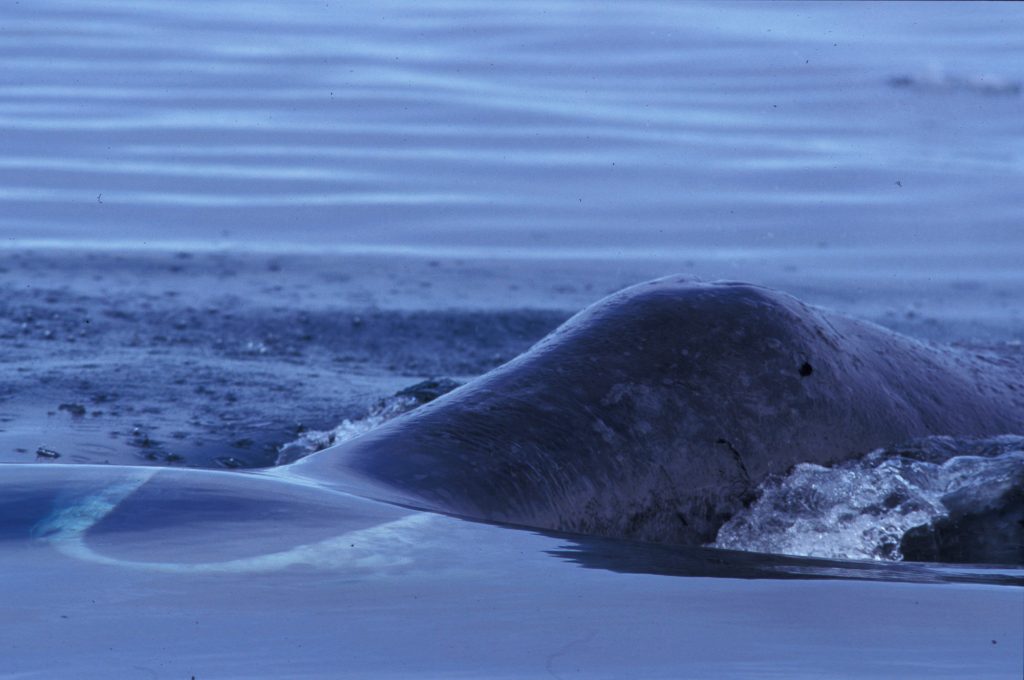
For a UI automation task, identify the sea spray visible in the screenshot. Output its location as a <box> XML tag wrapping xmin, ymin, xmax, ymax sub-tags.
<box><xmin>713</xmin><ymin>436</ymin><xmax>1024</xmax><ymax>562</ymax></box>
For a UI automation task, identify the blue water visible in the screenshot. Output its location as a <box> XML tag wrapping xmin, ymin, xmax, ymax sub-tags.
<box><xmin>2</xmin><ymin>7</ymin><xmax>1023</xmax><ymax>676</ymax></box>
<box><xmin>2</xmin><ymin>1</ymin><xmax>1022</xmax><ymax>258</ymax></box>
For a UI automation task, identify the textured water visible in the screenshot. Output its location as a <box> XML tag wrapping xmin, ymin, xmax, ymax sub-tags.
<box><xmin>2</xmin><ymin>1</ymin><xmax>1022</xmax><ymax>262</ymax></box>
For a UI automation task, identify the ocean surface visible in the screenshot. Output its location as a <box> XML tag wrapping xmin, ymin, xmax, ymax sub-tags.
<box><xmin>2</xmin><ymin>1</ymin><xmax>1022</xmax><ymax>259</ymax></box>
<box><xmin>1</xmin><ymin>3</ymin><xmax>1022</xmax><ymax>677</ymax></box>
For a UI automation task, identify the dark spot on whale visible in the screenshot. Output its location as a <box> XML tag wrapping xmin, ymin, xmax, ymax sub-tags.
<box><xmin>799</xmin><ymin>362</ymin><xmax>813</xmax><ymax>377</ymax></box>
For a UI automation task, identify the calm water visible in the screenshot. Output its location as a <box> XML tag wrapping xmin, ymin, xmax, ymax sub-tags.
<box><xmin>1</xmin><ymin>1</ymin><xmax>1022</xmax><ymax>259</ymax></box>
<box><xmin>1</xmin><ymin>9</ymin><xmax>1023</xmax><ymax>674</ymax></box>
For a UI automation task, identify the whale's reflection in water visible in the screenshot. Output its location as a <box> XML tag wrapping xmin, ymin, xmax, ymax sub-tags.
<box><xmin>546</xmin><ymin>533</ymin><xmax>1024</xmax><ymax>587</ymax></box>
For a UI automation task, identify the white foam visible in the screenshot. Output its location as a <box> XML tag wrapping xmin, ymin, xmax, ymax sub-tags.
<box><xmin>274</xmin><ymin>393</ymin><xmax>420</xmax><ymax>464</ymax></box>
<box><xmin>713</xmin><ymin>440</ymin><xmax>1024</xmax><ymax>561</ymax></box>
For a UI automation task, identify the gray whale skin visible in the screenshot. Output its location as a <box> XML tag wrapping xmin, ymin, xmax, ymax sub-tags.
<box><xmin>293</xmin><ymin>277</ymin><xmax>1023</xmax><ymax>545</ymax></box>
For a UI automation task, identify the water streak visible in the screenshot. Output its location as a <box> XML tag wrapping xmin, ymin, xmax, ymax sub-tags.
<box><xmin>1</xmin><ymin>1</ymin><xmax>1021</xmax><ymax>258</ymax></box>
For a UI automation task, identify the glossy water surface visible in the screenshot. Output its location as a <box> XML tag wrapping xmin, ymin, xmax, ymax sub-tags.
<box><xmin>2</xmin><ymin>464</ymin><xmax>1021</xmax><ymax>679</ymax></box>
<box><xmin>1</xmin><ymin>4</ymin><xmax>1023</xmax><ymax>676</ymax></box>
<box><xmin>2</xmin><ymin>1</ymin><xmax>1022</xmax><ymax>263</ymax></box>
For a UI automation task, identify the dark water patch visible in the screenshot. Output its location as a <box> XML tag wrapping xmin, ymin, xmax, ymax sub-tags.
<box><xmin>548</xmin><ymin>531</ymin><xmax>1024</xmax><ymax>586</ymax></box>
<box><xmin>888</xmin><ymin>71</ymin><xmax>1021</xmax><ymax>96</ymax></box>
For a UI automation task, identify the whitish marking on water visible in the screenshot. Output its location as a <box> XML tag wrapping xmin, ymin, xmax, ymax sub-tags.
<box><xmin>32</xmin><ymin>470</ymin><xmax>434</xmax><ymax>574</ymax></box>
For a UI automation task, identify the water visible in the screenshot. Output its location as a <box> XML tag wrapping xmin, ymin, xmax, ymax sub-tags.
<box><xmin>714</xmin><ymin>437</ymin><xmax>1024</xmax><ymax>563</ymax></box>
<box><xmin>2</xmin><ymin>7</ymin><xmax>1023</xmax><ymax>676</ymax></box>
<box><xmin>2</xmin><ymin>1</ymin><xmax>1022</xmax><ymax>261</ymax></box>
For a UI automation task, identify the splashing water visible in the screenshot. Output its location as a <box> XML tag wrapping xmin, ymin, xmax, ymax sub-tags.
<box><xmin>713</xmin><ymin>436</ymin><xmax>1024</xmax><ymax>561</ymax></box>
<box><xmin>275</xmin><ymin>378</ymin><xmax>460</xmax><ymax>465</ymax></box>
<box><xmin>274</xmin><ymin>395</ymin><xmax>420</xmax><ymax>465</ymax></box>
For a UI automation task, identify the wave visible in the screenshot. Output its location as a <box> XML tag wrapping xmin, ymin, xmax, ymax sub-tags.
<box><xmin>275</xmin><ymin>378</ymin><xmax>460</xmax><ymax>465</ymax></box>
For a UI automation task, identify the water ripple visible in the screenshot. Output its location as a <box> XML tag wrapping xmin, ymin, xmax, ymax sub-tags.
<box><xmin>1</xmin><ymin>0</ymin><xmax>1022</xmax><ymax>254</ymax></box>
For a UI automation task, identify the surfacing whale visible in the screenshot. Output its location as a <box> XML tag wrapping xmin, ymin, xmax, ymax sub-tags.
<box><xmin>291</xmin><ymin>277</ymin><xmax>1023</xmax><ymax>545</ymax></box>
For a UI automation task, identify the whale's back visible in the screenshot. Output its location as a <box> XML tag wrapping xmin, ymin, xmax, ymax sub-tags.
<box><xmin>294</xmin><ymin>278</ymin><xmax>1024</xmax><ymax>545</ymax></box>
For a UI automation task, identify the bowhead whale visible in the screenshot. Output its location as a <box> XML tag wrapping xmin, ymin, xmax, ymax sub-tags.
<box><xmin>292</xmin><ymin>277</ymin><xmax>1024</xmax><ymax>545</ymax></box>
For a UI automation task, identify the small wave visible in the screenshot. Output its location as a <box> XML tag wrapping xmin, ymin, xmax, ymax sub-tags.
<box><xmin>713</xmin><ymin>436</ymin><xmax>1024</xmax><ymax>563</ymax></box>
<box><xmin>274</xmin><ymin>378</ymin><xmax>459</xmax><ymax>465</ymax></box>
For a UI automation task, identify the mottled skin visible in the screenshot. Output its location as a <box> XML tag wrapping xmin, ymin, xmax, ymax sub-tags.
<box><xmin>293</xmin><ymin>277</ymin><xmax>1024</xmax><ymax>545</ymax></box>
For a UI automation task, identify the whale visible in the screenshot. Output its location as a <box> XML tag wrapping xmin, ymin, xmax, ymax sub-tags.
<box><xmin>290</xmin><ymin>276</ymin><xmax>1024</xmax><ymax>545</ymax></box>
